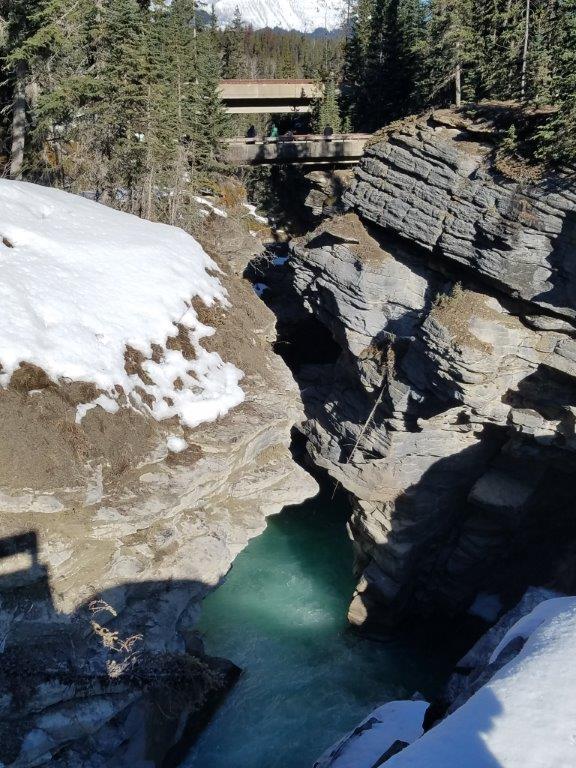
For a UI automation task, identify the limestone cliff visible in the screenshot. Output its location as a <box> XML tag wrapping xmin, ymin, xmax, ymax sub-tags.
<box><xmin>286</xmin><ymin>106</ymin><xmax>576</xmax><ymax>628</ymax></box>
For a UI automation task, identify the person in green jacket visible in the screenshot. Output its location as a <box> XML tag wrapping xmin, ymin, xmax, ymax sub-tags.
<box><xmin>268</xmin><ymin>122</ymin><xmax>279</xmax><ymax>140</ymax></box>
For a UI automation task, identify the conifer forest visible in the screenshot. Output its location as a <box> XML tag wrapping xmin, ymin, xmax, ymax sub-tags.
<box><xmin>1</xmin><ymin>0</ymin><xmax>575</xmax><ymax>226</ymax></box>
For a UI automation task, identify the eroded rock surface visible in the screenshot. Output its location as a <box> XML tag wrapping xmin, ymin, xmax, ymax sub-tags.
<box><xmin>0</xmin><ymin>212</ymin><xmax>317</xmax><ymax>767</ymax></box>
<box><xmin>346</xmin><ymin>110</ymin><xmax>576</xmax><ymax>318</ymax></box>
<box><xmin>287</xmin><ymin>106</ymin><xmax>576</xmax><ymax>628</ymax></box>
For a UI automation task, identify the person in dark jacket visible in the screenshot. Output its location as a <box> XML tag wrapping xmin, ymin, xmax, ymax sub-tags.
<box><xmin>323</xmin><ymin>125</ymin><xmax>334</xmax><ymax>140</ymax></box>
<box><xmin>246</xmin><ymin>124</ymin><xmax>257</xmax><ymax>143</ymax></box>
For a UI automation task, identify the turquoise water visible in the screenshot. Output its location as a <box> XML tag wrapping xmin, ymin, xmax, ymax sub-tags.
<box><xmin>186</xmin><ymin>486</ymin><xmax>466</xmax><ymax>768</ymax></box>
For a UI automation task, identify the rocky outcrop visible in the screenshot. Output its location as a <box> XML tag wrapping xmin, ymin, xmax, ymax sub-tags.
<box><xmin>0</xmin><ymin>211</ymin><xmax>317</xmax><ymax>767</ymax></box>
<box><xmin>303</xmin><ymin>169</ymin><xmax>353</xmax><ymax>220</ymax></box>
<box><xmin>346</xmin><ymin>109</ymin><xmax>576</xmax><ymax>318</ymax></box>
<box><xmin>287</xmin><ymin>106</ymin><xmax>576</xmax><ymax>628</ymax></box>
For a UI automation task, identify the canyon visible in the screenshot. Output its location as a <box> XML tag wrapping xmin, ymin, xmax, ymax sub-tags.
<box><xmin>1</xmin><ymin>103</ymin><xmax>576</xmax><ymax>768</ymax></box>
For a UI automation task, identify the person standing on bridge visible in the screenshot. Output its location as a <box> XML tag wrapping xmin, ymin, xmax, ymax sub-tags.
<box><xmin>246</xmin><ymin>125</ymin><xmax>257</xmax><ymax>144</ymax></box>
<box><xmin>324</xmin><ymin>125</ymin><xmax>334</xmax><ymax>140</ymax></box>
<box><xmin>268</xmin><ymin>122</ymin><xmax>279</xmax><ymax>141</ymax></box>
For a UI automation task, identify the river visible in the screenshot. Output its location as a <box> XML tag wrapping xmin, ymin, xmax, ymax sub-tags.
<box><xmin>185</xmin><ymin>483</ymin><xmax>473</xmax><ymax>768</ymax></box>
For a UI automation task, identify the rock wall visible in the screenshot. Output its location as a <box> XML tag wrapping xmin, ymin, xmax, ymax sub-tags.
<box><xmin>288</xmin><ymin>107</ymin><xmax>576</xmax><ymax>628</ymax></box>
<box><xmin>0</xmin><ymin>212</ymin><xmax>317</xmax><ymax>767</ymax></box>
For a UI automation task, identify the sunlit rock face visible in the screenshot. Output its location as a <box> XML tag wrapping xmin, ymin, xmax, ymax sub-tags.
<box><xmin>288</xmin><ymin>106</ymin><xmax>576</xmax><ymax>628</ymax></box>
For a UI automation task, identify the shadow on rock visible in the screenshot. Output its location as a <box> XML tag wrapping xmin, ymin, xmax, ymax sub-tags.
<box><xmin>0</xmin><ymin>530</ymin><xmax>240</xmax><ymax>768</ymax></box>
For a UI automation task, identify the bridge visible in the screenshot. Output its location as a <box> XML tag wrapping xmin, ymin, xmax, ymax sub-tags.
<box><xmin>219</xmin><ymin>79</ymin><xmax>324</xmax><ymax>114</ymax></box>
<box><xmin>223</xmin><ymin>135</ymin><xmax>370</xmax><ymax>166</ymax></box>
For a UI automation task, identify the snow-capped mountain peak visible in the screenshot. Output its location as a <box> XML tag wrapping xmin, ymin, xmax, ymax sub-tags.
<box><xmin>212</xmin><ymin>0</ymin><xmax>347</xmax><ymax>33</ymax></box>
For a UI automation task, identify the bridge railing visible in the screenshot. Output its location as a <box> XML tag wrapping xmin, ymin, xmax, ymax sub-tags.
<box><xmin>226</xmin><ymin>133</ymin><xmax>372</xmax><ymax>145</ymax></box>
<box><xmin>223</xmin><ymin>134</ymin><xmax>371</xmax><ymax>166</ymax></box>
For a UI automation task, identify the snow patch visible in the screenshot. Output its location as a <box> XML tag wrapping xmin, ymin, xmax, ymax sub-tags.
<box><xmin>387</xmin><ymin>597</ymin><xmax>576</xmax><ymax>768</ymax></box>
<box><xmin>0</xmin><ymin>180</ymin><xmax>244</xmax><ymax>430</ymax></box>
<box><xmin>167</xmin><ymin>436</ymin><xmax>188</xmax><ymax>453</ymax></box>
<box><xmin>193</xmin><ymin>195</ymin><xmax>228</xmax><ymax>218</ymax></box>
<box><xmin>314</xmin><ymin>700</ymin><xmax>428</xmax><ymax>768</ymax></box>
<box><xmin>488</xmin><ymin>596</ymin><xmax>576</xmax><ymax>663</ymax></box>
<box><xmin>243</xmin><ymin>202</ymin><xmax>268</xmax><ymax>225</ymax></box>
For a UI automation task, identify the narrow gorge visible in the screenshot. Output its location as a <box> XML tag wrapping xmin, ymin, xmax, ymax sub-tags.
<box><xmin>243</xmin><ymin>105</ymin><xmax>576</xmax><ymax>765</ymax></box>
<box><xmin>1</xmin><ymin>104</ymin><xmax>576</xmax><ymax>768</ymax></box>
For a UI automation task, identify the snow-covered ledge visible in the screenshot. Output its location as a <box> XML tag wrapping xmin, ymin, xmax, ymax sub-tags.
<box><xmin>315</xmin><ymin>593</ymin><xmax>576</xmax><ymax>768</ymax></box>
<box><xmin>0</xmin><ymin>180</ymin><xmax>245</xmax><ymax>439</ymax></box>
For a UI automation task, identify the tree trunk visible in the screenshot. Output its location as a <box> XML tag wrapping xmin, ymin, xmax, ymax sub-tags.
<box><xmin>455</xmin><ymin>41</ymin><xmax>462</xmax><ymax>108</ymax></box>
<box><xmin>9</xmin><ymin>61</ymin><xmax>27</xmax><ymax>180</ymax></box>
<box><xmin>521</xmin><ymin>0</ymin><xmax>531</xmax><ymax>101</ymax></box>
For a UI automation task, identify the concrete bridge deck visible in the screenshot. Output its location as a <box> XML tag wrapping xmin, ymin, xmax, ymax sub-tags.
<box><xmin>223</xmin><ymin>134</ymin><xmax>370</xmax><ymax>166</ymax></box>
<box><xmin>219</xmin><ymin>79</ymin><xmax>324</xmax><ymax>114</ymax></box>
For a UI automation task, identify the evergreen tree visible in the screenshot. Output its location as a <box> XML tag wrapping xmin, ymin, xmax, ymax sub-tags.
<box><xmin>15</xmin><ymin>0</ymin><xmax>94</xmax><ymax>185</ymax></box>
<box><xmin>4</xmin><ymin>0</ymin><xmax>40</xmax><ymax>178</ymax></box>
<box><xmin>222</xmin><ymin>7</ymin><xmax>245</xmax><ymax>78</ymax></box>
<box><xmin>424</xmin><ymin>0</ymin><xmax>474</xmax><ymax>107</ymax></box>
<box><xmin>92</xmin><ymin>0</ymin><xmax>148</xmax><ymax>206</ymax></box>
<box><xmin>341</xmin><ymin>0</ymin><xmax>375</xmax><ymax>129</ymax></box>
<box><xmin>194</xmin><ymin>12</ymin><xmax>229</xmax><ymax>175</ymax></box>
<box><xmin>524</xmin><ymin>0</ymin><xmax>558</xmax><ymax>104</ymax></box>
<box><xmin>141</xmin><ymin>1</ymin><xmax>183</xmax><ymax>220</ymax></box>
<box><xmin>161</xmin><ymin>0</ymin><xmax>199</xmax><ymax>220</ymax></box>
<box><xmin>396</xmin><ymin>0</ymin><xmax>427</xmax><ymax>110</ymax></box>
<box><xmin>348</xmin><ymin>0</ymin><xmax>426</xmax><ymax>130</ymax></box>
<box><xmin>312</xmin><ymin>73</ymin><xmax>342</xmax><ymax>132</ymax></box>
<box><xmin>536</xmin><ymin>0</ymin><xmax>576</xmax><ymax>163</ymax></box>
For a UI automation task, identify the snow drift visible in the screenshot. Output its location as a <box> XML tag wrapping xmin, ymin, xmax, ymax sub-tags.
<box><xmin>0</xmin><ymin>180</ymin><xmax>244</xmax><ymax>430</ymax></box>
<box><xmin>385</xmin><ymin>597</ymin><xmax>576</xmax><ymax>768</ymax></box>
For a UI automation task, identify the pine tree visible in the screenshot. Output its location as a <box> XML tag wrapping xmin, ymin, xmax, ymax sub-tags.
<box><xmin>222</xmin><ymin>7</ymin><xmax>245</xmax><ymax>78</ymax></box>
<box><xmin>358</xmin><ymin>0</ymin><xmax>426</xmax><ymax>128</ymax></box>
<box><xmin>311</xmin><ymin>74</ymin><xmax>342</xmax><ymax>132</ymax></box>
<box><xmin>140</xmin><ymin>2</ymin><xmax>180</xmax><ymax>220</ymax></box>
<box><xmin>470</xmin><ymin>0</ymin><xmax>527</xmax><ymax>102</ymax></box>
<box><xmin>536</xmin><ymin>0</ymin><xmax>576</xmax><ymax>163</ymax></box>
<box><xmin>341</xmin><ymin>0</ymin><xmax>375</xmax><ymax>129</ymax></box>
<box><xmin>92</xmin><ymin>0</ymin><xmax>148</xmax><ymax>206</ymax></box>
<box><xmin>363</xmin><ymin>0</ymin><xmax>395</xmax><ymax>127</ymax></box>
<box><xmin>525</xmin><ymin>0</ymin><xmax>558</xmax><ymax>104</ymax></box>
<box><xmin>424</xmin><ymin>0</ymin><xmax>474</xmax><ymax>107</ymax></box>
<box><xmin>4</xmin><ymin>0</ymin><xmax>40</xmax><ymax>178</ymax></box>
<box><xmin>15</xmin><ymin>0</ymin><xmax>94</xmax><ymax>185</ymax></box>
<box><xmin>194</xmin><ymin>11</ymin><xmax>229</xmax><ymax>176</ymax></box>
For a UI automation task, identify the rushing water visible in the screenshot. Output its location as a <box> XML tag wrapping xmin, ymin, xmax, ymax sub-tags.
<box><xmin>185</xmin><ymin>484</ymin><xmax>472</xmax><ymax>768</ymax></box>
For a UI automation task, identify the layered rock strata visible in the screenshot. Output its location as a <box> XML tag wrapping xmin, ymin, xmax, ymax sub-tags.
<box><xmin>288</xmin><ymin>107</ymin><xmax>576</xmax><ymax>628</ymax></box>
